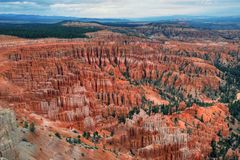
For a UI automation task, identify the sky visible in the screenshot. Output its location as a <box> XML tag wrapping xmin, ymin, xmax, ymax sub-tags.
<box><xmin>0</xmin><ymin>0</ymin><xmax>239</xmax><ymax>18</ymax></box>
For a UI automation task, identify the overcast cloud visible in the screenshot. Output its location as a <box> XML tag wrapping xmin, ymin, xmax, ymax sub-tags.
<box><xmin>0</xmin><ymin>0</ymin><xmax>239</xmax><ymax>18</ymax></box>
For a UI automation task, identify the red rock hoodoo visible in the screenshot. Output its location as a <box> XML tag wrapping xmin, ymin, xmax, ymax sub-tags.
<box><xmin>0</xmin><ymin>32</ymin><xmax>238</xmax><ymax>159</ymax></box>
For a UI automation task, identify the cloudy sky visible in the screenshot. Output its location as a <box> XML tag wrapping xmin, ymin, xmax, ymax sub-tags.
<box><xmin>0</xmin><ymin>0</ymin><xmax>239</xmax><ymax>18</ymax></box>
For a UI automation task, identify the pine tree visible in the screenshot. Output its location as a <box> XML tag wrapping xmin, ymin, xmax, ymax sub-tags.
<box><xmin>29</xmin><ymin>122</ymin><xmax>35</xmax><ymax>133</ymax></box>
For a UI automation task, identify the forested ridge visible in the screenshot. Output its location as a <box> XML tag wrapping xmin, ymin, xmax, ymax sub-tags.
<box><xmin>0</xmin><ymin>23</ymin><xmax>101</xmax><ymax>39</ymax></box>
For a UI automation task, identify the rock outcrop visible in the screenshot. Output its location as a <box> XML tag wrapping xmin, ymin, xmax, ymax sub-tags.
<box><xmin>0</xmin><ymin>108</ymin><xmax>19</xmax><ymax>160</ymax></box>
<box><xmin>105</xmin><ymin>103</ymin><xmax>229</xmax><ymax>159</ymax></box>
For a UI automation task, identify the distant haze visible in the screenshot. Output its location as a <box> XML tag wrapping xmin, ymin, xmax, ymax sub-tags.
<box><xmin>0</xmin><ymin>0</ymin><xmax>239</xmax><ymax>18</ymax></box>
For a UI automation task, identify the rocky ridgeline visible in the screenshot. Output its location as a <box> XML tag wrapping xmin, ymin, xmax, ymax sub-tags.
<box><xmin>0</xmin><ymin>108</ymin><xmax>19</xmax><ymax>160</ymax></box>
